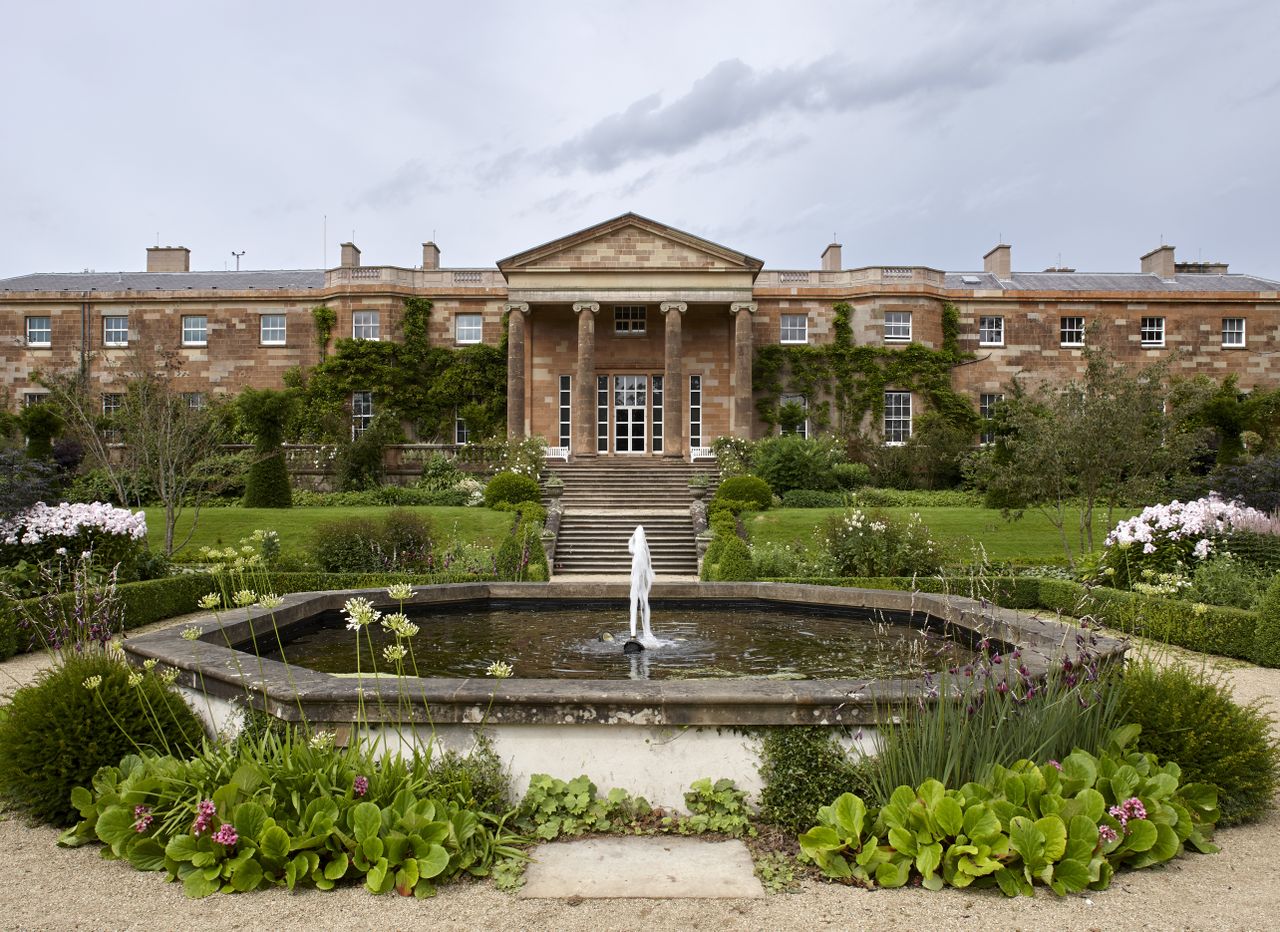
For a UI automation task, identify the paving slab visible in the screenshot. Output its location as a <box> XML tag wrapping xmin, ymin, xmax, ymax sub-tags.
<box><xmin>518</xmin><ymin>836</ymin><xmax>765</xmax><ymax>899</ymax></box>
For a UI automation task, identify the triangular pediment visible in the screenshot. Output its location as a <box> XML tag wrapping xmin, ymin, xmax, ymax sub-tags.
<box><xmin>498</xmin><ymin>213</ymin><xmax>762</xmax><ymax>274</ymax></box>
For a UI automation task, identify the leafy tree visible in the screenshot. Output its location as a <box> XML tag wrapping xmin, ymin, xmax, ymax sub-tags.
<box><xmin>0</xmin><ymin>448</ymin><xmax>59</xmax><ymax>520</ymax></box>
<box><xmin>237</xmin><ymin>388</ymin><xmax>294</xmax><ymax>508</ymax></box>
<box><xmin>968</xmin><ymin>348</ymin><xmax>1208</xmax><ymax>563</ymax></box>
<box><xmin>18</xmin><ymin>402</ymin><xmax>62</xmax><ymax>460</ymax></box>
<box><xmin>39</xmin><ymin>353</ymin><xmax>227</xmax><ymax>554</ymax></box>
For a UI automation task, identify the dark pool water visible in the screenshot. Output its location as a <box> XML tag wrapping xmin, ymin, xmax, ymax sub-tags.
<box><xmin>258</xmin><ymin>599</ymin><xmax>976</xmax><ymax>681</ymax></box>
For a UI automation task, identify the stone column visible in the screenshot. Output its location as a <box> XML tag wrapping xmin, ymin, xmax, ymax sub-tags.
<box><xmin>660</xmin><ymin>302</ymin><xmax>687</xmax><ymax>458</ymax></box>
<box><xmin>504</xmin><ymin>303</ymin><xmax>529</xmax><ymax>440</ymax></box>
<box><xmin>730</xmin><ymin>302</ymin><xmax>757</xmax><ymax>439</ymax></box>
<box><xmin>572</xmin><ymin>302</ymin><xmax>599</xmax><ymax>458</ymax></box>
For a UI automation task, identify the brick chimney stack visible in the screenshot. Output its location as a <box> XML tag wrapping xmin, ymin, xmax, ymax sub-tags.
<box><xmin>340</xmin><ymin>242</ymin><xmax>361</xmax><ymax>268</ymax></box>
<box><xmin>146</xmin><ymin>246</ymin><xmax>190</xmax><ymax>272</ymax></box>
<box><xmin>821</xmin><ymin>242</ymin><xmax>842</xmax><ymax>271</ymax></box>
<box><xmin>983</xmin><ymin>244</ymin><xmax>1011</xmax><ymax>279</ymax></box>
<box><xmin>422</xmin><ymin>242</ymin><xmax>440</xmax><ymax>270</ymax></box>
<box><xmin>1141</xmin><ymin>244</ymin><xmax>1176</xmax><ymax>279</ymax></box>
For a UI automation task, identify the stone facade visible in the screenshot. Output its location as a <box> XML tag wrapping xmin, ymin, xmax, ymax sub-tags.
<box><xmin>3</xmin><ymin>212</ymin><xmax>1278</xmax><ymax>458</ymax></box>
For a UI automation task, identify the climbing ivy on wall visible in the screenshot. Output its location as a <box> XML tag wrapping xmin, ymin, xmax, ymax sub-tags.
<box><xmin>288</xmin><ymin>297</ymin><xmax>508</xmax><ymax>443</ymax></box>
<box><xmin>753</xmin><ymin>302</ymin><xmax>978</xmax><ymax>439</ymax></box>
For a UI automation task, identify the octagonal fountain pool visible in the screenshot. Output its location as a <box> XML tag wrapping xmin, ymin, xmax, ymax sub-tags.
<box><xmin>123</xmin><ymin>582</ymin><xmax>1125</xmax><ymax>807</ymax></box>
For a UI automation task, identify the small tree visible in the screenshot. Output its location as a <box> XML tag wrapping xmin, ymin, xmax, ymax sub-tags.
<box><xmin>970</xmin><ymin>348</ymin><xmax>1208</xmax><ymax>563</ymax></box>
<box><xmin>18</xmin><ymin>402</ymin><xmax>62</xmax><ymax>461</ymax></box>
<box><xmin>0</xmin><ymin>448</ymin><xmax>59</xmax><ymax>520</ymax></box>
<box><xmin>40</xmin><ymin>354</ymin><xmax>227</xmax><ymax>555</ymax></box>
<box><xmin>237</xmin><ymin>388</ymin><xmax>294</xmax><ymax>508</ymax></box>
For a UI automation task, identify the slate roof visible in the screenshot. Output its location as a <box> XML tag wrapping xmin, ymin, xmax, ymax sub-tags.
<box><xmin>943</xmin><ymin>271</ymin><xmax>1280</xmax><ymax>292</ymax></box>
<box><xmin>0</xmin><ymin>269</ymin><xmax>326</xmax><ymax>293</ymax></box>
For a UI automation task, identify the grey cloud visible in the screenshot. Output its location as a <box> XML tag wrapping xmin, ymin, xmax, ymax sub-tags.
<box><xmin>352</xmin><ymin>158</ymin><xmax>439</xmax><ymax>210</ymax></box>
<box><xmin>546</xmin><ymin>6</ymin><xmax>1130</xmax><ymax>175</ymax></box>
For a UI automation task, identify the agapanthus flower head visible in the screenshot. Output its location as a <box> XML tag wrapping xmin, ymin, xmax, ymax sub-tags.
<box><xmin>126</xmin><ymin>671</ymin><xmax>144</xmax><ymax>688</ymax></box>
<box><xmin>383</xmin><ymin>643</ymin><xmax>407</xmax><ymax>664</ymax></box>
<box><xmin>258</xmin><ymin>593</ymin><xmax>284</xmax><ymax>610</ymax></box>
<box><xmin>82</xmin><ymin>675</ymin><xmax>102</xmax><ymax>691</ymax></box>
<box><xmin>387</xmin><ymin>583</ymin><xmax>414</xmax><ymax>602</ymax></box>
<box><xmin>232</xmin><ymin>589</ymin><xmax>257</xmax><ymax>608</ymax></box>
<box><xmin>197</xmin><ymin>593</ymin><xmax>222</xmax><ymax>610</ymax></box>
<box><xmin>159</xmin><ymin>667</ymin><xmax>180</xmax><ymax>686</ymax></box>
<box><xmin>181</xmin><ymin>625</ymin><xmax>202</xmax><ymax>641</ymax></box>
<box><xmin>308</xmin><ymin>730</ymin><xmax>336</xmax><ymax>751</ymax></box>
<box><xmin>142</xmin><ymin>658</ymin><xmax>157</xmax><ymax>671</ymax></box>
<box><xmin>486</xmin><ymin>660</ymin><xmax>513</xmax><ymax>679</ymax></box>
<box><xmin>343</xmin><ymin>597</ymin><xmax>381</xmax><ymax>630</ymax></box>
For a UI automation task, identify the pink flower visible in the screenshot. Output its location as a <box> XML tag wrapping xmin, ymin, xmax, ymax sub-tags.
<box><xmin>192</xmin><ymin>798</ymin><xmax>217</xmax><ymax>836</ymax></box>
<box><xmin>354</xmin><ymin>775</ymin><xmax>369</xmax><ymax>797</ymax></box>
<box><xmin>132</xmin><ymin>805</ymin><xmax>153</xmax><ymax>833</ymax></box>
<box><xmin>1122</xmin><ymin>797</ymin><xmax>1147</xmax><ymax>821</ymax></box>
<box><xmin>1098</xmin><ymin>825</ymin><xmax>1118</xmax><ymax>844</ymax></box>
<box><xmin>1047</xmin><ymin>759</ymin><xmax>1061</xmax><ymax>770</ymax></box>
<box><xmin>212</xmin><ymin>824</ymin><xmax>238</xmax><ymax>846</ymax></box>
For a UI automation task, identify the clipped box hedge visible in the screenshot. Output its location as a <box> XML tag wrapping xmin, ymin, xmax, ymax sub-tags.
<box><xmin>767</xmin><ymin>575</ymin><xmax>1271</xmax><ymax>667</ymax></box>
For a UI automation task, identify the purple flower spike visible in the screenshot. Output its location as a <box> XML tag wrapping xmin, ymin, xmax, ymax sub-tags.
<box><xmin>354</xmin><ymin>775</ymin><xmax>369</xmax><ymax>797</ymax></box>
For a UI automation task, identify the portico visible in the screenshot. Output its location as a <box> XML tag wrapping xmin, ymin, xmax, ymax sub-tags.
<box><xmin>497</xmin><ymin>214</ymin><xmax>762</xmax><ymax>461</ymax></box>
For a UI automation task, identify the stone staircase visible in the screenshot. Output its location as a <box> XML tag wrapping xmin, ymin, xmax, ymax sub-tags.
<box><xmin>545</xmin><ymin>461</ymin><xmax>718</xmax><ymax>577</ymax></box>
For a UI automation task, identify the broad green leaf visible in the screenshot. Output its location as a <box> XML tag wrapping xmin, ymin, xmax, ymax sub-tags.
<box><xmin>962</xmin><ymin>804</ymin><xmax>1001</xmax><ymax>843</ymax></box>
<box><xmin>164</xmin><ymin>835</ymin><xmax>200</xmax><ymax>864</ymax></box>
<box><xmin>1052</xmin><ymin>857</ymin><xmax>1091</xmax><ymax>893</ymax></box>
<box><xmin>351</xmin><ymin>802</ymin><xmax>382</xmax><ymax>844</ymax></box>
<box><xmin>414</xmin><ymin>879</ymin><xmax>437</xmax><ymax>899</ymax></box>
<box><xmin>1124</xmin><ymin>819</ymin><xmax>1157</xmax><ymax>853</ymax></box>
<box><xmin>232</xmin><ymin>762</ymin><xmax>265</xmax><ymax>795</ymax></box>
<box><xmin>1059</xmin><ymin>751</ymin><xmax>1098</xmax><ymax>792</ymax></box>
<box><xmin>304</xmin><ymin>797</ymin><xmax>339</xmax><ymax>836</ymax></box>
<box><xmin>1008</xmin><ymin>816</ymin><xmax>1044</xmax><ymax>866</ymax></box>
<box><xmin>233</xmin><ymin>802</ymin><xmax>268</xmax><ymax>843</ymax></box>
<box><xmin>324</xmin><ymin>851</ymin><xmax>350</xmax><ymax>881</ymax></box>
<box><xmin>417</xmin><ymin>844</ymin><xmax>450</xmax><ymax>880</ymax></box>
<box><xmin>1108</xmin><ymin>766</ymin><xmax>1140</xmax><ymax>801</ymax></box>
<box><xmin>1144</xmin><ymin>773</ymin><xmax>1178</xmax><ymax>800</ymax></box>
<box><xmin>259</xmin><ymin>825</ymin><xmax>291</xmax><ymax>863</ymax></box>
<box><xmin>1148</xmin><ymin>822</ymin><xmax>1179</xmax><ymax>863</ymax></box>
<box><xmin>182</xmin><ymin>869</ymin><xmax>220</xmax><ymax>898</ymax></box>
<box><xmin>70</xmin><ymin>786</ymin><xmax>94</xmax><ymax>818</ymax></box>
<box><xmin>832</xmin><ymin>794</ymin><xmax>866</xmax><ymax>840</ymax></box>
<box><xmin>994</xmin><ymin>866</ymin><xmax>1029</xmax><ymax>898</ymax></box>
<box><xmin>126</xmin><ymin>838</ymin><xmax>168</xmax><ymax>872</ymax></box>
<box><xmin>798</xmin><ymin>826</ymin><xmax>841</xmax><ymax>859</ymax></box>
<box><xmin>94</xmin><ymin>806</ymin><xmax>137</xmax><ymax>856</ymax></box>
<box><xmin>362</xmin><ymin>835</ymin><xmax>385</xmax><ymax>863</ymax></box>
<box><xmin>887</xmin><ymin>826</ymin><xmax>916</xmax><ymax>856</ymax></box>
<box><xmin>915</xmin><ymin>842</ymin><xmax>942</xmax><ymax>880</ymax></box>
<box><xmin>1035</xmin><ymin>816</ymin><xmax>1067</xmax><ymax>862</ymax></box>
<box><xmin>875</xmin><ymin>857</ymin><xmax>912</xmax><ymax>889</ymax></box>
<box><xmin>934</xmin><ymin>797</ymin><xmax>963</xmax><ymax>837</ymax></box>
<box><xmin>917</xmin><ymin>780</ymin><xmax>944</xmax><ymax>810</ymax></box>
<box><xmin>231</xmin><ymin>857</ymin><xmax>263</xmax><ymax>892</ymax></box>
<box><xmin>396</xmin><ymin>859</ymin><xmax>420</xmax><ymax>895</ymax></box>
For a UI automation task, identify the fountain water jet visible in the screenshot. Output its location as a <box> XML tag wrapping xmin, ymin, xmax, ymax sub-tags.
<box><xmin>625</xmin><ymin>525</ymin><xmax>656</xmax><ymax>652</ymax></box>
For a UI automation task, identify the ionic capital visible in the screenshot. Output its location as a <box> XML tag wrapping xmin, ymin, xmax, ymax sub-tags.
<box><xmin>504</xmin><ymin>302</ymin><xmax>530</xmax><ymax>316</ymax></box>
<box><xmin>729</xmin><ymin>302</ymin><xmax>757</xmax><ymax>316</ymax></box>
<box><xmin>572</xmin><ymin>301</ymin><xmax>600</xmax><ymax>316</ymax></box>
<box><xmin>660</xmin><ymin>301</ymin><xmax>688</xmax><ymax>315</ymax></box>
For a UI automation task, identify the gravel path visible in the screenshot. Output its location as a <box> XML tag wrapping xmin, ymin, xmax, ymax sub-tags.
<box><xmin>1</xmin><ymin>619</ymin><xmax>1276</xmax><ymax>931</ymax></box>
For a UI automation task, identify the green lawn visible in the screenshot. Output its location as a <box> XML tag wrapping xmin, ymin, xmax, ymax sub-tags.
<box><xmin>146</xmin><ymin>506</ymin><xmax>513</xmax><ymax>560</ymax></box>
<box><xmin>746</xmin><ymin>506</ymin><xmax>1132</xmax><ymax>565</ymax></box>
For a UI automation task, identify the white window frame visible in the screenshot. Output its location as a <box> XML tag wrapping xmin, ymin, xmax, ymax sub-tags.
<box><xmin>1140</xmin><ymin>316</ymin><xmax>1165</xmax><ymax>347</ymax></box>
<box><xmin>181</xmin><ymin>315</ymin><xmax>208</xmax><ymax>346</ymax></box>
<box><xmin>351</xmin><ymin>391</ymin><xmax>374</xmax><ymax>438</ymax></box>
<box><xmin>1060</xmin><ymin>316</ymin><xmax>1084</xmax><ymax>347</ymax></box>
<box><xmin>558</xmin><ymin>375</ymin><xmax>572</xmax><ymax>449</ymax></box>
<box><xmin>979</xmin><ymin>392</ymin><xmax>1004</xmax><ymax>445</ymax></box>
<box><xmin>182</xmin><ymin>392</ymin><xmax>206</xmax><ymax>410</ymax></box>
<box><xmin>103</xmin><ymin>316</ymin><xmax>129</xmax><ymax>347</ymax></box>
<box><xmin>455</xmin><ymin>313</ymin><xmax>483</xmax><ymax>345</ymax></box>
<box><xmin>978</xmin><ymin>315</ymin><xmax>1004</xmax><ymax>347</ymax></box>
<box><xmin>884</xmin><ymin>391</ymin><xmax>912</xmax><ymax>444</ymax></box>
<box><xmin>260</xmin><ymin>314</ymin><xmax>287</xmax><ymax>346</ymax></box>
<box><xmin>779</xmin><ymin>393</ymin><xmax>809</xmax><ymax>439</ymax></box>
<box><xmin>614</xmin><ymin>305</ymin><xmax>646</xmax><ymax>335</ymax></box>
<box><xmin>352</xmin><ymin>311</ymin><xmax>380</xmax><ymax>341</ymax></box>
<box><xmin>688</xmin><ymin>375</ymin><xmax>702</xmax><ymax>450</ymax></box>
<box><xmin>22</xmin><ymin>392</ymin><xmax>48</xmax><ymax>407</ymax></box>
<box><xmin>454</xmin><ymin>410</ymin><xmax>469</xmax><ymax>445</ymax></box>
<box><xmin>25</xmin><ymin>316</ymin><xmax>51</xmax><ymax>347</ymax></box>
<box><xmin>884</xmin><ymin>311</ymin><xmax>912</xmax><ymax>342</ymax></box>
<box><xmin>1222</xmin><ymin>317</ymin><xmax>1246</xmax><ymax>348</ymax></box>
<box><xmin>780</xmin><ymin>314</ymin><xmax>809</xmax><ymax>344</ymax></box>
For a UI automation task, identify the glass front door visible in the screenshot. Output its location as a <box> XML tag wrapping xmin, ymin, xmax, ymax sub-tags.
<box><xmin>613</xmin><ymin>375</ymin><xmax>647</xmax><ymax>453</ymax></box>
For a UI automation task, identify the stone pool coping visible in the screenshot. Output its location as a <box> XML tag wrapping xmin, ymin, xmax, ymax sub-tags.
<box><xmin>122</xmin><ymin>581</ymin><xmax>1125</xmax><ymax>727</ymax></box>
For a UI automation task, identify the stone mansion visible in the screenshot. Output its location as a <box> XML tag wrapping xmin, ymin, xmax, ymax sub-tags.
<box><xmin>2</xmin><ymin>213</ymin><xmax>1278</xmax><ymax>459</ymax></box>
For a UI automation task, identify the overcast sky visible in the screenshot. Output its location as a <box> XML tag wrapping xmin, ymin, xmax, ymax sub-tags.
<box><xmin>3</xmin><ymin>0</ymin><xmax>1279</xmax><ymax>280</ymax></box>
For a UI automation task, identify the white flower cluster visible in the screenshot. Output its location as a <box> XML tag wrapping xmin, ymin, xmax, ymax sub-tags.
<box><xmin>1105</xmin><ymin>494</ymin><xmax>1277</xmax><ymax>558</ymax></box>
<box><xmin>2</xmin><ymin>501</ymin><xmax>146</xmax><ymax>547</ymax></box>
